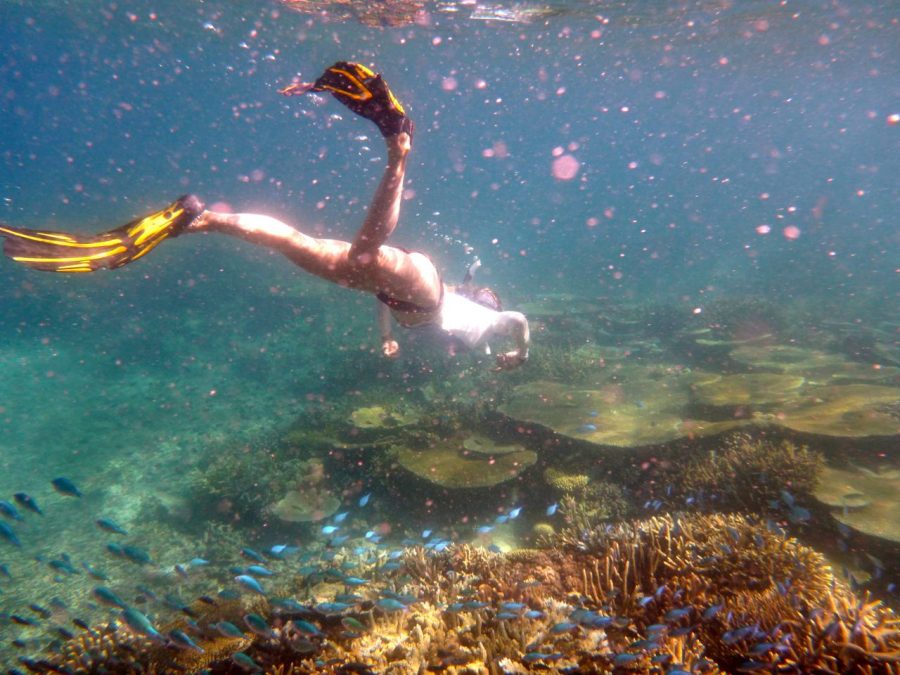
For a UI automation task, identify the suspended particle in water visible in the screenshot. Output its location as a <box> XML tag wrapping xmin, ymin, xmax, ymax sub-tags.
<box><xmin>551</xmin><ymin>154</ymin><xmax>580</xmax><ymax>181</ymax></box>
<box><xmin>782</xmin><ymin>225</ymin><xmax>801</xmax><ymax>240</ymax></box>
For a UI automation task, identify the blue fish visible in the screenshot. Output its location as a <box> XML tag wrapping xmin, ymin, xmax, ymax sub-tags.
<box><xmin>0</xmin><ymin>521</ymin><xmax>21</xmax><ymax>546</ymax></box>
<box><xmin>135</xmin><ymin>584</ymin><xmax>158</xmax><ymax>601</ymax></box>
<box><xmin>294</xmin><ymin>619</ymin><xmax>322</xmax><ymax>635</ymax></box>
<box><xmin>122</xmin><ymin>545</ymin><xmax>152</xmax><ymax>566</ymax></box>
<box><xmin>476</xmin><ymin>525</ymin><xmax>495</xmax><ymax>535</ymax></box>
<box><xmin>95</xmin><ymin>518</ymin><xmax>128</xmax><ymax>535</ymax></box>
<box><xmin>0</xmin><ymin>500</ymin><xmax>23</xmax><ymax>521</ymax></box>
<box><xmin>343</xmin><ymin>576</ymin><xmax>368</xmax><ymax>586</ymax></box>
<box><xmin>93</xmin><ymin>586</ymin><xmax>127</xmax><ymax>609</ymax></box>
<box><xmin>788</xmin><ymin>505</ymin><xmax>811</xmax><ymax>524</ymax></box>
<box><xmin>168</xmin><ymin>629</ymin><xmax>204</xmax><ymax>653</ymax></box>
<box><xmin>13</xmin><ymin>493</ymin><xmax>42</xmax><ymax>515</ymax></box>
<box><xmin>232</xmin><ymin>652</ymin><xmax>262</xmax><ymax>672</ymax></box>
<box><xmin>321</xmin><ymin>525</ymin><xmax>340</xmax><ymax>535</ymax></box>
<box><xmin>376</xmin><ymin>598</ymin><xmax>407</xmax><ymax>612</ymax></box>
<box><xmin>702</xmin><ymin>603</ymin><xmax>724</xmax><ymax>621</ymax></box>
<box><xmin>51</xmin><ymin>477</ymin><xmax>82</xmax><ymax>498</ymax></box>
<box><xmin>121</xmin><ymin>607</ymin><xmax>163</xmax><ymax>643</ymax></box>
<box><xmin>508</xmin><ymin>506</ymin><xmax>523</xmax><ymax>519</ymax></box>
<box><xmin>545</xmin><ymin>502</ymin><xmax>558</xmax><ymax>516</ymax></box>
<box><xmin>333</xmin><ymin>511</ymin><xmax>349</xmax><ymax>523</ymax></box>
<box><xmin>358</xmin><ymin>492</ymin><xmax>371</xmax><ymax>507</ymax></box>
<box><xmin>421</xmin><ymin>529</ymin><xmax>432</xmax><ymax>539</ymax></box>
<box><xmin>245</xmin><ymin>565</ymin><xmax>274</xmax><ymax>577</ymax></box>
<box><xmin>81</xmin><ymin>562</ymin><xmax>108</xmax><ymax>581</ymax></box>
<box><xmin>243</xmin><ymin>613</ymin><xmax>273</xmax><ymax>638</ymax></box>
<box><xmin>215</xmin><ymin>621</ymin><xmax>245</xmax><ymax>638</ymax></box>
<box><xmin>665</xmin><ymin>607</ymin><xmax>692</xmax><ymax>622</ymax></box>
<box><xmin>235</xmin><ymin>574</ymin><xmax>266</xmax><ymax>595</ymax></box>
<box><xmin>241</xmin><ymin>547</ymin><xmax>266</xmax><ymax>563</ymax></box>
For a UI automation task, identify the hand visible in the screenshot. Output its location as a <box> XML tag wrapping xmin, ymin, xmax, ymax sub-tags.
<box><xmin>493</xmin><ymin>350</ymin><xmax>527</xmax><ymax>371</ymax></box>
<box><xmin>382</xmin><ymin>339</ymin><xmax>400</xmax><ymax>359</ymax></box>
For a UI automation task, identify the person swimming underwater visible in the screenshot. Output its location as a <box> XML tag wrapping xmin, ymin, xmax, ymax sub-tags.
<box><xmin>0</xmin><ymin>62</ymin><xmax>530</xmax><ymax>370</ymax></box>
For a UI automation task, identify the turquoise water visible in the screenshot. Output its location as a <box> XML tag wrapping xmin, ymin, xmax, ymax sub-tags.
<box><xmin>1</xmin><ymin>1</ymin><xmax>898</xmax><ymax>672</ymax></box>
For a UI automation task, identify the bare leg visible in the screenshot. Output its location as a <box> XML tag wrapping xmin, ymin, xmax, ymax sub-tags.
<box><xmin>348</xmin><ymin>132</ymin><xmax>411</xmax><ymax>263</ymax></box>
<box><xmin>187</xmin><ymin>130</ymin><xmax>439</xmax><ymax>305</ymax></box>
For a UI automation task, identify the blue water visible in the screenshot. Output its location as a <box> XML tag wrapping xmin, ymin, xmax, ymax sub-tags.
<box><xmin>0</xmin><ymin>0</ymin><xmax>898</xmax><ymax>670</ymax></box>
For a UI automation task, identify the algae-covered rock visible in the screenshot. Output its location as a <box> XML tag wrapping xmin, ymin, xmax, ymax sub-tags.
<box><xmin>771</xmin><ymin>383</ymin><xmax>899</xmax><ymax>438</ymax></box>
<box><xmin>499</xmin><ymin>378</ymin><xmax>737</xmax><ymax>448</ymax></box>
<box><xmin>731</xmin><ymin>343</ymin><xmax>900</xmax><ymax>384</ymax></box>
<box><xmin>392</xmin><ymin>436</ymin><xmax>536</xmax><ymax>489</ymax></box>
<box><xmin>269</xmin><ymin>489</ymin><xmax>341</xmax><ymax>523</ymax></box>
<box><xmin>692</xmin><ymin>372</ymin><xmax>806</xmax><ymax>407</ymax></box>
<box><xmin>461</xmin><ymin>434</ymin><xmax>524</xmax><ymax>456</ymax></box>
<box><xmin>814</xmin><ymin>464</ymin><xmax>900</xmax><ymax>543</ymax></box>
<box><xmin>349</xmin><ymin>404</ymin><xmax>419</xmax><ymax>430</ymax></box>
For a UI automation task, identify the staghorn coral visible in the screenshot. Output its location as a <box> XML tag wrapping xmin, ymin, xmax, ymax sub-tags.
<box><xmin>32</xmin><ymin>513</ymin><xmax>900</xmax><ymax>674</ymax></box>
<box><xmin>542</xmin><ymin>469</ymin><xmax>632</xmax><ymax>541</ymax></box>
<box><xmin>669</xmin><ymin>433</ymin><xmax>823</xmax><ymax>511</ymax></box>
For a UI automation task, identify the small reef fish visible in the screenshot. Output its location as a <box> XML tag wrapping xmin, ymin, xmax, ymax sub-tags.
<box><xmin>577</xmin><ymin>423</ymin><xmax>598</xmax><ymax>433</ymax></box>
<box><xmin>243</xmin><ymin>613</ymin><xmax>274</xmax><ymax>638</ymax></box>
<box><xmin>358</xmin><ymin>492</ymin><xmax>371</xmax><ymax>507</ymax></box>
<box><xmin>293</xmin><ymin>619</ymin><xmax>322</xmax><ymax>635</ymax></box>
<box><xmin>51</xmin><ymin>477</ymin><xmax>82</xmax><ymax>497</ymax></box>
<box><xmin>96</xmin><ymin>518</ymin><xmax>128</xmax><ymax>535</ymax></box>
<box><xmin>0</xmin><ymin>500</ymin><xmax>23</xmax><ymax>520</ymax></box>
<box><xmin>508</xmin><ymin>506</ymin><xmax>523</xmax><ymax>519</ymax></box>
<box><xmin>546</xmin><ymin>502</ymin><xmax>558</xmax><ymax>516</ymax></box>
<box><xmin>93</xmin><ymin>586</ymin><xmax>128</xmax><ymax>609</ymax></box>
<box><xmin>241</xmin><ymin>547</ymin><xmax>266</xmax><ymax>563</ymax></box>
<box><xmin>122</xmin><ymin>545</ymin><xmax>152</xmax><ymax>565</ymax></box>
<box><xmin>0</xmin><ymin>521</ymin><xmax>21</xmax><ymax>546</ymax></box>
<box><xmin>376</xmin><ymin>598</ymin><xmax>407</xmax><ymax>612</ymax></box>
<box><xmin>245</xmin><ymin>564</ymin><xmax>274</xmax><ymax>577</ymax></box>
<box><xmin>121</xmin><ymin>607</ymin><xmax>164</xmax><ymax>643</ymax></box>
<box><xmin>320</xmin><ymin>525</ymin><xmax>340</xmax><ymax>535</ymax></box>
<box><xmin>168</xmin><ymin>629</ymin><xmax>204</xmax><ymax>653</ymax></box>
<box><xmin>235</xmin><ymin>574</ymin><xmax>266</xmax><ymax>595</ymax></box>
<box><xmin>13</xmin><ymin>492</ymin><xmax>42</xmax><ymax>515</ymax></box>
<box><xmin>215</xmin><ymin>621</ymin><xmax>245</xmax><ymax>638</ymax></box>
<box><xmin>333</xmin><ymin>511</ymin><xmax>349</xmax><ymax>523</ymax></box>
<box><xmin>233</xmin><ymin>651</ymin><xmax>262</xmax><ymax>672</ymax></box>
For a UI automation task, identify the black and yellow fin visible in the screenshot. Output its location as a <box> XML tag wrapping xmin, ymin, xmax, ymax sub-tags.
<box><xmin>309</xmin><ymin>61</ymin><xmax>413</xmax><ymax>138</ymax></box>
<box><xmin>0</xmin><ymin>195</ymin><xmax>203</xmax><ymax>273</ymax></box>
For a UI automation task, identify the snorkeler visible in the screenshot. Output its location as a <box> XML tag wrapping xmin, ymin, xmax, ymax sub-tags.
<box><xmin>0</xmin><ymin>62</ymin><xmax>530</xmax><ymax>370</ymax></box>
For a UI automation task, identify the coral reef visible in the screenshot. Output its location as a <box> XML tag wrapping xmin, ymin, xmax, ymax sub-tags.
<box><xmin>667</xmin><ymin>433</ymin><xmax>823</xmax><ymax>512</ymax></box>
<box><xmin>814</xmin><ymin>462</ymin><xmax>900</xmax><ymax>544</ymax></box>
<box><xmin>268</xmin><ymin>458</ymin><xmax>342</xmax><ymax>523</ymax></box>
<box><xmin>542</xmin><ymin>468</ymin><xmax>632</xmax><ymax>536</ymax></box>
<box><xmin>31</xmin><ymin>512</ymin><xmax>900</xmax><ymax>674</ymax></box>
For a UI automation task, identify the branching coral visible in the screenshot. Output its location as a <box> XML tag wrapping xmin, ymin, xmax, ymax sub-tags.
<box><xmin>31</xmin><ymin>513</ymin><xmax>900</xmax><ymax>674</ymax></box>
<box><xmin>667</xmin><ymin>433</ymin><xmax>823</xmax><ymax>511</ymax></box>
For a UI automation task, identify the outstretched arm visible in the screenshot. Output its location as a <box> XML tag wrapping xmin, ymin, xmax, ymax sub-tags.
<box><xmin>492</xmin><ymin>311</ymin><xmax>530</xmax><ymax>370</ymax></box>
<box><xmin>377</xmin><ymin>301</ymin><xmax>399</xmax><ymax>358</ymax></box>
